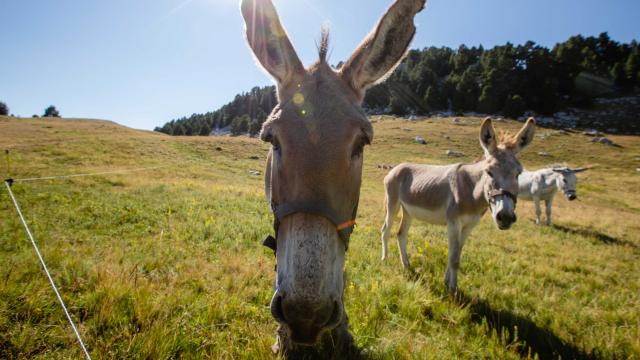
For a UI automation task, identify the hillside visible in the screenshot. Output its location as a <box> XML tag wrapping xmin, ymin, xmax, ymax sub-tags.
<box><xmin>1</xmin><ymin>115</ymin><xmax>639</xmax><ymax>359</ymax></box>
<box><xmin>156</xmin><ymin>33</ymin><xmax>640</xmax><ymax>136</ymax></box>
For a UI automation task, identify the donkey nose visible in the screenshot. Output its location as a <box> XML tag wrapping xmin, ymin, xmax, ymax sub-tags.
<box><xmin>496</xmin><ymin>210</ymin><xmax>516</xmax><ymax>228</ymax></box>
<box><xmin>270</xmin><ymin>291</ymin><xmax>342</xmax><ymax>344</ymax></box>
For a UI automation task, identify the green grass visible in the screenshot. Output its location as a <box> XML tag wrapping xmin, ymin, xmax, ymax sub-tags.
<box><xmin>0</xmin><ymin>115</ymin><xmax>639</xmax><ymax>359</ymax></box>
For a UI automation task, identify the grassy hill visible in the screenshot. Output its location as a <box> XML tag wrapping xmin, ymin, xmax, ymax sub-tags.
<box><xmin>0</xmin><ymin>115</ymin><xmax>638</xmax><ymax>359</ymax></box>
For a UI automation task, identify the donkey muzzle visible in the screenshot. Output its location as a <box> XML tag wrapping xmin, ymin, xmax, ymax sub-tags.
<box><xmin>270</xmin><ymin>291</ymin><xmax>343</xmax><ymax>344</ymax></box>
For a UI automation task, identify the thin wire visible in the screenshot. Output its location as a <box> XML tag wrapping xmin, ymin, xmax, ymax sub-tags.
<box><xmin>4</xmin><ymin>181</ymin><xmax>92</xmax><ymax>360</ymax></box>
<box><xmin>13</xmin><ymin>165</ymin><xmax>168</xmax><ymax>182</ymax></box>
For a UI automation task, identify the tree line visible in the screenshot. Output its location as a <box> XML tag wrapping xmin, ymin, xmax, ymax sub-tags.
<box><xmin>155</xmin><ymin>86</ymin><xmax>276</xmax><ymax>136</ymax></box>
<box><xmin>0</xmin><ymin>103</ymin><xmax>61</xmax><ymax>118</ymax></box>
<box><xmin>156</xmin><ymin>32</ymin><xmax>639</xmax><ymax>136</ymax></box>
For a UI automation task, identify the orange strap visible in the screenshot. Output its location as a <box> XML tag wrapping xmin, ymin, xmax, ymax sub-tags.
<box><xmin>336</xmin><ymin>219</ymin><xmax>356</xmax><ymax>231</ymax></box>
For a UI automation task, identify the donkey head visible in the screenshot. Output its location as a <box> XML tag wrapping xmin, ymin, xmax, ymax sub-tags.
<box><xmin>479</xmin><ymin>117</ymin><xmax>536</xmax><ymax>230</ymax></box>
<box><xmin>552</xmin><ymin>166</ymin><xmax>588</xmax><ymax>200</ymax></box>
<box><xmin>240</xmin><ymin>0</ymin><xmax>426</xmax><ymax>345</ymax></box>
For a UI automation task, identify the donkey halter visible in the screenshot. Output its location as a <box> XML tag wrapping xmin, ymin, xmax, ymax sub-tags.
<box><xmin>262</xmin><ymin>200</ymin><xmax>358</xmax><ymax>255</ymax></box>
<box><xmin>488</xmin><ymin>188</ymin><xmax>518</xmax><ymax>204</ymax></box>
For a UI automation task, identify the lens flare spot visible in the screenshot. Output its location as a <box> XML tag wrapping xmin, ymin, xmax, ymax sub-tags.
<box><xmin>293</xmin><ymin>92</ymin><xmax>305</xmax><ymax>106</ymax></box>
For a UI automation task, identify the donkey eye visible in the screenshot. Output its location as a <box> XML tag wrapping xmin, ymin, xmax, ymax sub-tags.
<box><xmin>487</xmin><ymin>171</ymin><xmax>494</xmax><ymax>178</ymax></box>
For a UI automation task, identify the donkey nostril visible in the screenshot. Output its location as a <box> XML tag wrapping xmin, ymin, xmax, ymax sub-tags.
<box><xmin>270</xmin><ymin>293</ymin><xmax>286</xmax><ymax>323</ymax></box>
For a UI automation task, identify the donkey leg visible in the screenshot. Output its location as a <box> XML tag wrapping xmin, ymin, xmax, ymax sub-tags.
<box><xmin>459</xmin><ymin>222</ymin><xmax>476</xmax><ymax>247</ymax></box>
<box><xmin>381</xmin><ymin>186</ymin><xmax>400</xmax><ymax>261</ymax></box>
<box><xmin>545</xmin><ymin>198</ymin><xmax>553</xmax><ymax>226</ymax></box>
<box><xmin>397</xmin><ymin>207</ymin><xmax>413</xmax><ymax>269</ymax></box>
<box><xmin>534</xmin><ymin>197</ymin><xmax>542</xmax><ymax>225</ymax></box>
<box><xmin>444</xmin><ymin>221</ymin><xmax>462</xmax><ymax>293</ymax></box>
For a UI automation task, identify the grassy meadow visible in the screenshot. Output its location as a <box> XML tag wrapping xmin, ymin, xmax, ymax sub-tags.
<box><xmin>0</xmin><ymin>115</ymin><xmax>638</xmax><ymax>359</ymax></box>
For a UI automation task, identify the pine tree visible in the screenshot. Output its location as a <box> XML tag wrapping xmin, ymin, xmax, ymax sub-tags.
<box><xmin>249</xmin><ymin>119</ymin><xmax>261</xmax><ymax>136</ymax></box>
<box><xmin>230</xmin><ymin>115</ymin><xmax>250</xmax><ymax>135</ymax></box>
<box><xmin>424</xmin><ymin>86</ymin><xmax>445</xmax><ymax>111</ymax></box>
<box><xmin>199</xmin><ymin>124</ymin><xmax>211</xmax><ymax>136</ymax></box>
<box><xmin>43</xmin><ymin>105</ymin><xmax>60</xmax><ymax>117</ymax></box>
<box><xmin>626</xmin><ymin>49</ymin><xmax>640</xmax><ymax>84</ymax></box>
<box><xmin>611</xmin><ymin>62</ymin><xmax>629</xmax><ymax>89</ymax></box>
<box><xmin>453</xmin><ymin>69</ymin><xmax>480</xmax><ymax>111</ymax></box>
<box><xmin>173</xmin><ymin>124</ymin><xmax>186</xmax><ymax>136</ymax></box>
<box><xmin>478</xmin><ymin>84</ymin><xmax>501</xmax><ymax>114</ymax></box>
<box><xmin>388</xmin><ymin>93</ymin><xmax>406</xmax><ymax>116</ymax></box>
<box><xmin>0</xmin><ymin>101</ymin><xmax>8</xmax><ymax>116</ymax></box>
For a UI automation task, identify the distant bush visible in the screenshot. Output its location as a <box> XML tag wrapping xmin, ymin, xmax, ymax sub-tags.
<box><xmin>0</xmin><ymin>101</ymin><xmax>8</xmax><ymax>116</ymax></box>
<box><xmin>43</xmin><ymin>105</ymin><xmax>60</xmax><ymax>117</ymax></box>
<box><xmin>32</xmin><ymin>114</ymin><xmax>39</xmax><ymax>118</ymax></box>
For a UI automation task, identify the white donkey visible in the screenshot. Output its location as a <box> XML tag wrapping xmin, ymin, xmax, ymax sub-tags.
<box><xmin>381</xmin><ymin>118</ymin><xmax>535</xmax><ymax>292</ymax></box>
<box><xmin>517</xmin><ymin>165</ymin><xmax>588</xmax><ymax>225</ymax></box>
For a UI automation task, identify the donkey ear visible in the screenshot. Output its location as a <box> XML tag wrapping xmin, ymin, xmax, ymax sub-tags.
<box><xmin>572</xmin><ymin>167</ymin><xmax>589</xmax><ymax>173</ymax></box>
<box><xmin>240</xmin><ymin>0</ymin><xmax>305</xmax><ymax>88</ymax></box>
<box><xmin>340</xmin><ymin>0</ymin><xmax>426</xmax><ymax>101</ymax></box>
<box><xmin>513</xmin><ymin>117</ymin><xmax>536</xmax><ymax>153</ymax></box>
<box><xmin>479</xmin><ymin>117</ymin><xmax>497</xmax><ymax>154</ymax></box>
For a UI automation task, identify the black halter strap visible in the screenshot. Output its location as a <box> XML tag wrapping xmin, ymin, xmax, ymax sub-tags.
<box><xmin>262</xmin><ymin>200</ymin><xmax>358</xmax><ymax>255</ymax></box>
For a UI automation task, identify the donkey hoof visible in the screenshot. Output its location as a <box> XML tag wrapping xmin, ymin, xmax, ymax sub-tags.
<box><xmin>447</xmin><ymin>285</ymin><xmax>458</xmax><ymax>295</ymax></box>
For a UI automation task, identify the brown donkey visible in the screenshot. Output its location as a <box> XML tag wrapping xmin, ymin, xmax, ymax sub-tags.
<box><xmin>381</xmin><ymin>118</ymin><xmax>536</xmax><ymax>293</ymax></box>
<box><xmin>240</xmin><ymin>0</ymin><xmax>426</xmax><ymax>355</ymax></box>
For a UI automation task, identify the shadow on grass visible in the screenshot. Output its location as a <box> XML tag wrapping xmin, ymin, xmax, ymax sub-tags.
<box><xmin>278</xmin><ymin>323</ymin><xmax>370</xmax><ymax>360</ymax></box>
<box><xmin>552</xmin><ymin>224</ymin><xmax>637</xmax><ymax>249</ymax></box>
<box><xmin>454</xmin><ymin>291</ymin><xmax>601</xmax><ymax>360</ymax></box>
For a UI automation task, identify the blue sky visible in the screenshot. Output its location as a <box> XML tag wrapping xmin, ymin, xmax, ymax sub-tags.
<box><xmin>1</xmin><ymin>0</ymin><xmax>638</xmax><ymax>130</ymax></box>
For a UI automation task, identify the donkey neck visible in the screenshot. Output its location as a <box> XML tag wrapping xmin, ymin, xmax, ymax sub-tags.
<box><xmin>457</xmin><ymin>160</ymin><xmax>490</xmax><ymax>214</ymax></box>
<box><xmin>541</xmin><ymin>169</ymin><xmax>562</xmax><ymax>190</ymax></box>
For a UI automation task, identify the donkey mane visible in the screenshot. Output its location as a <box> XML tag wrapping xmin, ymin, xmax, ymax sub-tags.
<box><xmin>473</xmin><ymin>132</ymin><xmax>520</xmax><ymax>162</ymax></box>
<box><xmin>317</xmin><ymin>28</ymin><xmax>330</xmax><ymax>64</ymax></box>
<box><xmin>498</xmin><ymin>131</ymin><xmax>520</xmax><ymax>150</ymax></box>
